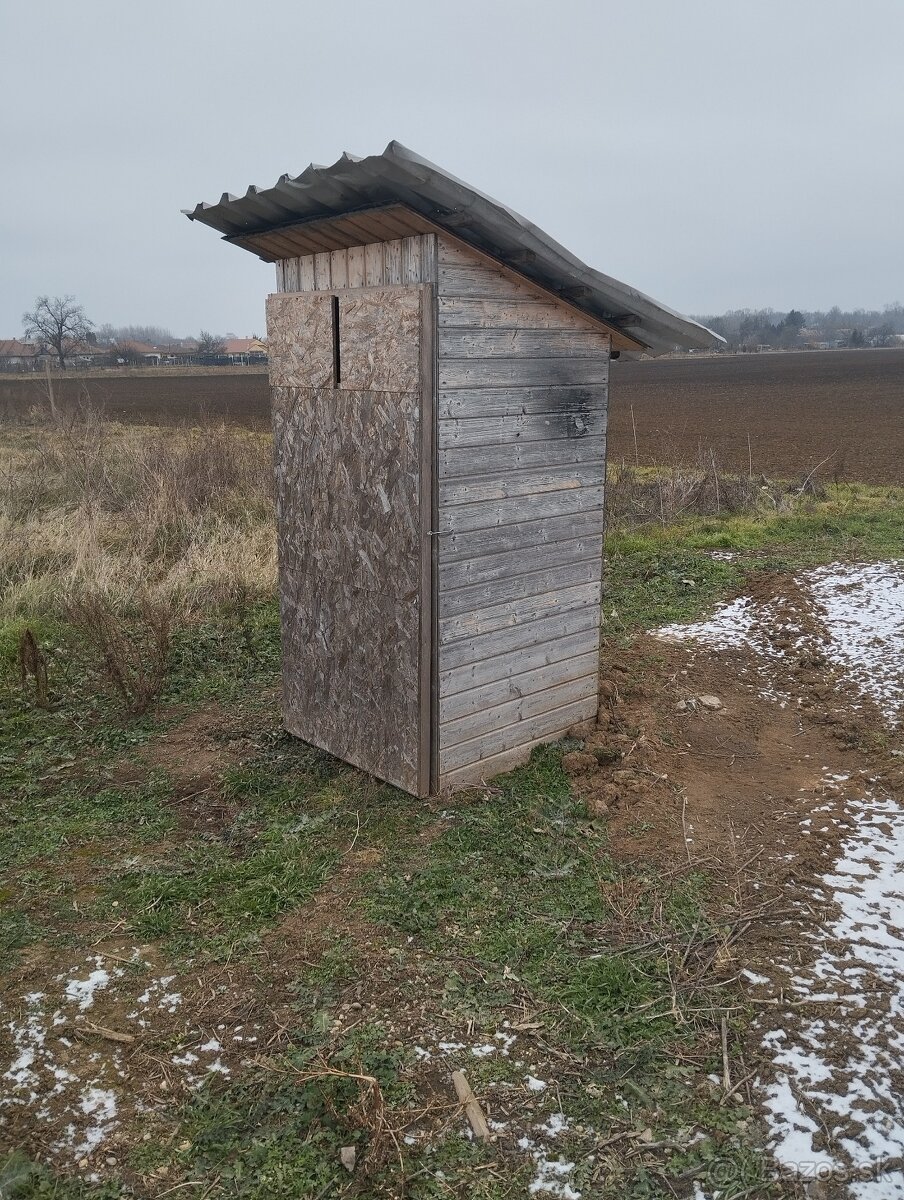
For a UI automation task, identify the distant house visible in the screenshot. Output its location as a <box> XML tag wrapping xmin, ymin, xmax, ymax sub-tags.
<box><xmin>0</xmin><ymin>339</ymin><xmax>41</xmax><ymax>370</ymax></box>
<box><xmin>223</xmin><ymin>337</ymin><xmax>267</xmax><ymax>364</ymax></box>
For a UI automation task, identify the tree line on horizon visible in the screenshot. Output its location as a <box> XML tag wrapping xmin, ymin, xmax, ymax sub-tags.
<box><xmin>694</xmin><ymin>303</ymin><xmax>904</xmax><ymax>351</ymax></box>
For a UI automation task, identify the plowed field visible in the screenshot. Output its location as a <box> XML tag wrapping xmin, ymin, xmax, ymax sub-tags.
<box><xmin>2</xmin><ymin>348</ymin><xmax>901</xmax><ymax>483</ymax></box>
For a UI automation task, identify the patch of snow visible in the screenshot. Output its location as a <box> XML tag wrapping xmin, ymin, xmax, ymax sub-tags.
<box><xmin>64</xmin><ymin>967</ymin><xmax>114</xmax><ymax>1011</ymax></box>
<box><xmin>526</xmin><ymin>1075</ymin><xmax>548</xmax><ymax>1092</ymax></box>
<box><xmin>756</xmin><ymin>777</ymin><xmax>904</xmax><ymax>1192</ymax></box>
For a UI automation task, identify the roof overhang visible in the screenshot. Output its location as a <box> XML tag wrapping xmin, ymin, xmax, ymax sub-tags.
<box><xmin>184</xmin><ymin>141</ymin><xmax>725</xmax><ymax>356</ymax></box>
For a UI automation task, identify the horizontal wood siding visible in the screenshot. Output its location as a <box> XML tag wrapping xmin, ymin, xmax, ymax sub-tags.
<box><xmin>275</xmin><ymin>234</ymin><xmax>437</xmax><ymax>293</ymax></box>
<box><xmin>436</xmin><ymin>235</ymin><xmax>609</xmax><ymax>789</ymax></box>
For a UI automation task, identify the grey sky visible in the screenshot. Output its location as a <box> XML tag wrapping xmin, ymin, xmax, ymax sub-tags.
<box><xmin>3</xmin><ymin>0</ymin><xmax>902</xmax><ymax>338</ymax></box>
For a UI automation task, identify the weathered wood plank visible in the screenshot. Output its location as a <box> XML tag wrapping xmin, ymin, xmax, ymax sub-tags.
<box><xmin>440</xmin><ymin>620</ymin><xmax>601</xmax><ymax>694</ymax></box>
<box><xmin>439</xmin><ymin>410</ymin><xmax>604</xmax><ymax>449</ymax></box>
<box><xmin>439</xmin><ymin>696</ymin><xmax>597</xmax><ymax>774</ymax></box>
<box><xmin>440</xmin><ymin>722</ymin><xmax>587</xmax><ymax>792</ymax></box>
<box><xmin>440</xmin><ymin>557</ymin><xmax>601</xmax><ymax>619</ymax></box>
<box><xmin>442</xmin><ymin>672</ymin><xmax>598</xmax><ymax>749</ymax></box>
<box><xmin>437</xmin><ymin>486</ymin><xmax>605</xmax><ymax>535</ymax></box>
<box><xmin>385</xmin><ymin>239</ymin><xmax>403</xmax><ymax>285</ymax></box>
<box><xmin>439</xmin><ymin>328</ymin><xmax>611</xmax><ymax>360</ymax></box>
<box><xmin>439</xmin><ymin>581</ymin><xmax>601</xmax><ymax>647</ymax></box>
<box><xmin>438</xmin><ymin>296</ymin><xmax>602</xmax><ymax>331</ymax></box>
<box><xmin>421</xmin><ymin>233</ymin><xmax>437</xmax><ymax>284</ymax></box>
<box><xmin>364</xmin><ymin>242</ymin><xmax>384</xmax><ymax>287</ymax></box>
<box><xmin>439</xmin><ymin>507</ymin><xmax>605</xmax><ymax>562</ymax></box>
<box><xmin>402</xmin><ymin>236</ymin><xmax>422</xmax><ymax>283</ymax></box>
<box><xmin>439</xmin><ymin>532</ymin><xmax>603</xmax><ymax>591</ymax></box>
<box><xmin>347</xmin><ymin>244</ymin><xmax>366</xmax><ymax>288</ymax></box>
<box><xmin>440</xmin><ymin>649</ymin><xmax>600</xmax><ymax>723</ymax></box>
<box><xmin>440</xmin><ymin>439</ymin><xmax>602</xmax><ymax>480</ymax></box>
<box><xmin>440</xmin><ymin>357</ymin><xmax>610</xmax><ymax>389</ymax></box>
<box><xmin>329</xmin><ymin>248</ymin><xmax>348</xmax><ymax>289</ymax></box>
<box><xmin>439</xmin><ymin>385</ymin><xmax>608</xmax><ymax>421</ymax></box>
<box><xmin>299</xmin><ymin>255</ymin><xmax>316</xmax><ymax>291</ymax></box>
<box><xmin>438</xmin><ymin>263</ymin><xmax>535</xmax><ymax>299</ymax></box>
<box><xmin>313</xmin><ymin>251</ymin><xmax>332</xmax><ymax>290</ymax></box>
<box><xmin>439</xmin><ymin>464</ymin><xmax>605</xmax><ymax>507</ymax></box>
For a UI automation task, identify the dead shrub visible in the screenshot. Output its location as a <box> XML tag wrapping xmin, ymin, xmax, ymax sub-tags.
<box><xmin>18</xmin><ymin>628</ymin><xmax>49</xmax><ymax>708</ymax></box>
<box><xmin>606</xmin><ymin>449</ymin><xmax>792</xmax><ymax>530</ymax></box>
<box><xmin>65</xmin><ymin>591</ymin><xmax>175</xmax><ymax>715</ymax></box>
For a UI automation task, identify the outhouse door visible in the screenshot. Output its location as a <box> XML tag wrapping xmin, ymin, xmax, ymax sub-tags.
<box><xmin>266</xmin><ymin>286</ymin><xmax>434</xmax><ymax>796</ymax></box>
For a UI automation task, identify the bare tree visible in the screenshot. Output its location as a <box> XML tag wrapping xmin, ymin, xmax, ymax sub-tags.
<box><xmin>23</xmin><ymin>295</ymin><xmax>93</xmax><ymax>370</ymax></box>
<box><xmin>198</xmin><ymin>330</ymin><xmax>226</xmax><ymax>359</ymax></box>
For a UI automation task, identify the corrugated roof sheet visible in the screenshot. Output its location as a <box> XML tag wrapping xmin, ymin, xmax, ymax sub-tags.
<box><xmin>185</xmin><ymin>141</ymin><xmax>723</xmax><ymax>354</ymax></box>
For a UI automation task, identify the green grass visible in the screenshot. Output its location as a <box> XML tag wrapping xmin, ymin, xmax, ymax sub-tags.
<box><xmin>605</xmin><ymin>481</ymin><xmax>904</xmax><ymax>635</ymax></box>
<box><xmin>5</xmin><ymin>484</ymin><xmax>902</xmax><ymax>1197</ymax></box>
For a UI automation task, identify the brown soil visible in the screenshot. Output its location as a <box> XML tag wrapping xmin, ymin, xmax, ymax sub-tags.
<box><xmin>3</xmin><ymin>349</ymin><xmax>902</xmax><ymax>482</ymax></box>
<box><xmin>609</xmin><ymin>348</ymin><xmax>904</xmax><ymax>484</ymax></box>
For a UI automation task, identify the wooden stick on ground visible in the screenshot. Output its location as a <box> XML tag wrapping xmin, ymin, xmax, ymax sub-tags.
<box><xmin>452</xmin><ymin>1070</ymin><xmax>491</xmax><ymax>1141</ymax></box>
<box><xmin>720</xmin><ymin>1016</ymin><xmax>731</xmax><ymax>1091</ymax></box>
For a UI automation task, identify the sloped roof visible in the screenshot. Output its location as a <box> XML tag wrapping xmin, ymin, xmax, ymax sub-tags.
<box><xmin>185</xmin><ymin>140</ymin><xmax>723</xmax><ymax>354</ymax></box>
<box><xmin>0</xmin><ymin>339</ymin><xmax>38</xmax><ymax>357</ymax></box>
<box><xmin>223</xmin><ymin>338</ymin><xmax>267</xmax><ymax>354</ymax></box>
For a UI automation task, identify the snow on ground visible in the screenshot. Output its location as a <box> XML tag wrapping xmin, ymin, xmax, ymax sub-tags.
<box><xmin>758</xmin><ymin>774</ymin><xmax>904</xmax><ymax>1195</ymax></box>
<box><xmin>658</xmin><ymin>560</ymin><xmax>904</xmax><ymax>721</ymax></box>
<box><xmin>657</xmin><ymin>560</ymin><xmax>904</xmax><ymax>1196</ymax></box>
<box><xmin>0</xmin><ymin>955</ymin><xmax>256</xmax><ymax>1164</ymax></box>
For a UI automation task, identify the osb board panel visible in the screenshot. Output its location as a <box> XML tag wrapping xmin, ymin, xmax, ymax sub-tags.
<box><xmin>272</xmin><ymin>383</ymin><xmax>424</xmax><ymax>794</ymax></box>
<box><xmin>266</xmin><ymin>293</ymin><xmax>334</xmax><ymax>389</ymax></box>
<box><xmin>339</xmin><ymin>289</ymin><xmax>421</xmax><ymax>392</ymax></box>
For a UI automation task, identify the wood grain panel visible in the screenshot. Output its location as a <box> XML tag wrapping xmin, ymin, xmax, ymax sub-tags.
<box><xmin>439</xmin><ymin>357</ymin><xmax>610</xmax><ymax>389</ymax></box>
<box><xmin>439</xmin><ymin>581</ymin><xmax>602</xmax><ymax>647</ymax></box>
<box><xmin>437</xmin><ymin>486</ymin><xmax>605</xmax><ymax>535</ymax></box>
<box><xmin>439</xmin><ymin>409</ymin><xmax>604</xmax><ymax>448</ymax></box>
<box><xmin>438</xmin><ymin>533</ymin><xmax>603</xmax><ymax>591</ymax></box>
<box><xmin>440</xmin><ymin>621</ymin><xmax>601</xmax><ymax>695</ymax></box>
<box><xmin>435</xmin><ymin>236</ymin><xmax>609</xmax><ymax>786</ymax></box>
<box><xmin>439</xmin><ymin>385</ymin><xmax>608</xmax><ymax>420</ymax></box>
<box><xmin>439</xmin><ymin>328</ymin><xmax>612</xmax><ymax>360</ymax></box>
<box><xmin>439</xmin><ymin>697</ymin><xmax>597</xmax><ymax>774</ymax></box>
<box><xmin>439</xmin><ymin>464</ymin><xmax>605</xmax><ymax>507</ymax></box>
<box><xmin>438</xmin><ymin>296</ymin><xmax>603</xmax><ymax>330</ymax></box>
<box><xmin>442</xmin><ymin>674</ymin><xmax>598</xmax><ymax>749</ymax></box>
<box><xmin>440</xmin><ymin>650</ymin><xmax>600</xmax><ymax>724</ymax></box>
<box><xmin>440</xmin><ymin>438</ymin><xmax>603</xmax><ymax>477</ymax></box>
<box><xmin>440</xmin><ymin>557</ymin><xmax>601</xmax><ymax>619</ymax></box>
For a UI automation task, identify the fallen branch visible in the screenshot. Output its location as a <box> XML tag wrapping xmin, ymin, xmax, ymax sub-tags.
<box><xmin>452</xmin><ymin>1069</ymin><xmax>491</xmax><ymax>1141</ymax></box>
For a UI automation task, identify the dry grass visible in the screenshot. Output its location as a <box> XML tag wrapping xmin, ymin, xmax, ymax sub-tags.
<box><xmin>0</xmin><ymin>397</ymin><xmax>277</xmax><ymax>620</ymax></box>
<box><xmin>605</xmin><ymin>452</ymin><xmax>824</xmax><ymax>530</ymax></box>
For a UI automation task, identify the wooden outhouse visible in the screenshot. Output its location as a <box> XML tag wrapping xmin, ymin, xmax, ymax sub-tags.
<box><xmin>186</xmin><ymin>142</ymin><xmax>720</xmax><ymax>796</ymax></box>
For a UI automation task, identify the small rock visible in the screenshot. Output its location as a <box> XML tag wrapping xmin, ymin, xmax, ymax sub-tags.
<box><xmin>562</xmin><ymin>751</ymin><xmax>599</xmax><ymax>777</ymax></box>
<box><xmin>599</xmin><ymin>679</ymin><xmax>619</xmax><ymax>701</ymax></box>
<box><xmin>586</xmin><ymin>796</ymin><xmax>609</xmax><ymax>818</ymax></box>
<box><xmin>697</xmin><ymin>695</ymin><xmax>724</xmax><ymax>711</ymax></box>
<box><xmin>340</xmin><ymin>1146</ymin><xmax>357</xmax><ymax>1172</ymax></box>
<box><xmin>105</xmin><ymin>1156</ymin><xmax>118</xmax><ymax>1167</ymax></box>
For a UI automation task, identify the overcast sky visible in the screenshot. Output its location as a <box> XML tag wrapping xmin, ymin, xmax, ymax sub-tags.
<box><xmin>3</xmin><ymin>0</ymin><xmax>902</xmax><ymax>338</ymax></box>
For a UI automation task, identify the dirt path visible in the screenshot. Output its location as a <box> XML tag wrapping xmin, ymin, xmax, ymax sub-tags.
<box><xmin>631</xmin><ymin>559</ymin><xmax>904</xmax><ymax>1197</ymax></box>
